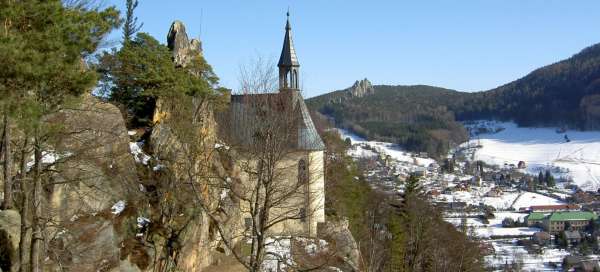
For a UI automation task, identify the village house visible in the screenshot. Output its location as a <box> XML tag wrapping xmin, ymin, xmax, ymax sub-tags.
<box><xmin>223</xmin><ymin>13</ymin><xmax>325</xmax><ymax>237</ymax></box>
<box><xmin>532</xmin><ymin>231</ymin><xmax>551</xmax><ymax>246</ymax></box>
<box><xmin>563</xmin><ymin>230</ymin><xmax>583</xmax><ymax>245</ymax></box>
<box><xmin>543</xmin><ymin>211</ymin><xmax>597</xmax><ymax>234</ymax></box>
<box><xmin>525</xmin><ymin>212</ymin><xmax>546</xmax><ymax>227</ymax></box>
<box><xmin>529</xmin><ymin>204</ymin><xmax>580</xmax><ymax>213</ymax></box>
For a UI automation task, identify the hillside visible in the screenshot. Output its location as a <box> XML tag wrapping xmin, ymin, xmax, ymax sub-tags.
<box><xmin>454</xmin><ymin>43</ymin><xmax>600</xmax><ymax>129</ymax></box>
<box><xmin>307</xmin><ymin>80</ymin><xmax>470</xmax><ymax>157</ymax></box>
<box><xmin>307</xmin><ymin>42</ymin><xmax>600</xmax><ymax>156</ymax></box>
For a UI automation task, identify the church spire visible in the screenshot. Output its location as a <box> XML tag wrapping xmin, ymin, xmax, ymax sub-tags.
<box><xmin>278</xmin><ymin>11</ymin><xmax>300</xmax><ymax>90</ymax></box>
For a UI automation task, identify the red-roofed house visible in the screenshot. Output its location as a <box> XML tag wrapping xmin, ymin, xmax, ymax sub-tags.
<box><xmin>529</xmin><ymin>204</ymin><xmax>580</xmax><ymax>213</ymax></box>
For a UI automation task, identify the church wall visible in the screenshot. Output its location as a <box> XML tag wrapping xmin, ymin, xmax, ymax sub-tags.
<box><xmin>235</xmin><ymin>149</ymin><xmax>325</xmax><ymax>237</ymax></box>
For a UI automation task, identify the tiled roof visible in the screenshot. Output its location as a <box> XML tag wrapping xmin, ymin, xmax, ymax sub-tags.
<box><xmin>530</xmin><ymin>204</ymin><xmax>580</xmax><ymax>211</ymax></box>
<box><xmin>226</xmin><ymin>91</ymin><xmax>324</xmax><ymax>151</ymax></box>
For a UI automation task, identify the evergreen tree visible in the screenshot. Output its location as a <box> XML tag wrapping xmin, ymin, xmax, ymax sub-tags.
<box><xmin>0</xmin><ymin>1</ymin><xmax>119</xmax><ymax>270</ymax></box>
<box><xmin>404</xmin><ymin>174</ymin><xmax>422</xmax><ymax>198</ymax></box>
<box><xmin>122</xmin><ymin>0</ymin><xmax>143</xmax><ymax>43</ymax></box>
<box><xmin>97</xmin><ymin>32</ymin><xmax>218</xmax><ymax>127</ymax></box>
<box><xmin>387</xmin><ymin>213</ymin><xmax>405</xmax><ymax>271</ymax></box>
<box><xmin>538</xmin><ymin>171</ymin><xmax>545</xmax><ymax>185</ymax></box>
<box><xmin>546</xmin><ymin>170</ymin><xmax>555</xmax><ymax>187</ymax></box>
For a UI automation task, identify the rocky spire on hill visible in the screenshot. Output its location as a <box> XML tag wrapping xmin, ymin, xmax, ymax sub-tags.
<box><xmin>346</xmin><ymin>78</ymin><xmax>374</xmax><ymax>98</ymax></box>
<box><xmin>167</xmin><ymin>20</ymin><xmax>202</xmax><ymax>67</ymax></box>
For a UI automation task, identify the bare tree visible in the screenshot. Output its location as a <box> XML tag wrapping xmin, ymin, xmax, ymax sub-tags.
<box><xmin>207</xmin><ymin>56</ymin><xmax>328</xmax><ymax>271</ymax></box>
<box><xmin>149</xmin><ymin>56</ymin><xmax>331</xmax><ymax>271</ymax></box>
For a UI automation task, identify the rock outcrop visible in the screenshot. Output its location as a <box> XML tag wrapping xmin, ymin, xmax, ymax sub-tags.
<box><xmin>167</xmin><ymin>20</ymin><xmax>203</xmax><ymax>67</ymax></box>
<box><xmin>50</xmin><ymin>95</ymin><xmax>139</xmax><ymax>221</ymax></box>
<box><xmin>42</xmin><ymin>95</ymin><xmax>141</xmax><ymax>271</ymax></box>
<box><xmin>0</xmin><ymin>210</ymin><xmax>20</xmax><ymax>272</ymax></box>
<box><xmin>347</xmin><ymin>78</ymin><xmax>374</xmax><ymax>98</ymax></box>
<box><xmin>318</xmin><ymin>219</ymin><xmax>361</xmax><ymax>271</ymax></box>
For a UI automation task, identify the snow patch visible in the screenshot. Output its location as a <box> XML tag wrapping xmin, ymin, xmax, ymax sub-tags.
<box><xmin>137</xmin><ymin>217</ymin><xmax>150</xmax><ymax>228</ymax></box>
<box><xmin>111</xmin><ymin>200</ymin><xmax>126</xmax><ymax>215</ymax></box>
<box><xmin>263</xmin><ymin>237</ymin><xmax>294</xmax><ymax>272</ymax></box>
<box><xmin>129</xmin><ymin>142</ymin><xmax>151</xmax><ymax>165</ymax></box>
<box><xmin>26</xmin><ymin>151</ymin><xmax>72</xmax><ymax>171</ymax></box>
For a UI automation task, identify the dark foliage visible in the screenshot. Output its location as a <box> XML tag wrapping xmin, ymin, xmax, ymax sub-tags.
<box><xmin>307</xmin><ymin>85</ymin><xmax>468</xmax><ymax>158</ymax></box>
<box><xmin>452</xmin><ymin>43</ymin><xmax>600</xmax><ymax>129</ymax></box>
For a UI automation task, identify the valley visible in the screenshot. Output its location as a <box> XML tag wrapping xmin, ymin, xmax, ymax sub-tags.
<box><xmin>337</xmin><ymin>121</ymin><xmax>600</xmax><ymax>271</ymax></box>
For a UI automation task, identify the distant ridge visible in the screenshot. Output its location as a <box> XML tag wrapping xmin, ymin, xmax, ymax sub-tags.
<box><xmin>307</xmin><ymin>42</ymin><xmax>600</xmax><ymax>156</ymax></box>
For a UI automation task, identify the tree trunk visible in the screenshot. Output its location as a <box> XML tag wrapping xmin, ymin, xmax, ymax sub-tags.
<box><xmin>2</xmin><ymin>113</ymin><xmax>13</xmax><ymax>210</ymax></box>
<box><xmin>19</xmin><ymin>138</ymin><xmax>30</xmax><ymax>272</ymax></box>
<box><xmin>30</xmin><ymin>137</ymin><xmax>43</xmax><ymax>272</ymax></box>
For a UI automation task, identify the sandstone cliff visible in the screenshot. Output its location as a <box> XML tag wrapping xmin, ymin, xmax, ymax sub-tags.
<box><xmin>347</xmin><ymin>78</ymin><xmax>374</xmax><ymax>98</ymax></box>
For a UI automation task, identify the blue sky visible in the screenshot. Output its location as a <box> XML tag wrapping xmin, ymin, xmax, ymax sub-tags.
<box><xmin>103</xmin><ymin>0</ymin><xmax>600</xmax><ymax>98</ymax></box>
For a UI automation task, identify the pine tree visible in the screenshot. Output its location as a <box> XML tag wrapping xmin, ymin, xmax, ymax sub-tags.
<box><xmin>0</xmin><ymin>1</ymin><xmax>119</xmax><ymax>270</ymax></box>
<box><xmin>387</xmin><ymin>213</ymin><xmax>405</xmax><ymax>271</ymax></box>
<box><xmin>97</xmin><ymin>32</ymin><xmax>218</xmax><ymax>127</ymax></box>
<box><xmin>123</xmin><ymin>0</ymin><xmax>143</xmax><ymax>43</ymax></box>
<box><xmin>404</xmin><ymin>174</ymin><xmax>422</xmax><ymax>198</ymax></box>
<box><xmin>545</xmin><ymin>170</ymin><xmax>555</xmax><ymax>187</ymax></box>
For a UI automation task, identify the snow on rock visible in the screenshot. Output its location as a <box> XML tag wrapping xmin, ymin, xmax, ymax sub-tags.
<box><xmin>262</xmin><ymin>237</ymin><xmax>294</xmax><ymax>272</ymax></box>
<box><xmin>111</xmin><ymin>200</ymin><xmax>126</xmax><ymax>215</ymax></box>
<box><xmin>137</xmin><ymin>217</ymin><xmax>150</xmax><ymax>228</ymax></box>
<box><xmin>462</xmin><ymin>121</ymin><xmax>600</xmax><ymax>190</ymax></box>
<box><xmin>295</xmin><ymin>237</ymin><xmax>329</xmax><ymax>256</ymax></box>
<box><xmin>127</xmin><ymin>130</ymin><xmax>137</xmax><ymax>136</ymax></box>
<box><xmin>214</xmin><ymin>143</ymin><xmax>230</xmax><ymax>150</ymax></box>
<box><xmin>220</xmin><ymin>188</ymin><xmax>229</xmax><ymax>200</ymax></box>
<box><xmin>152</xmin><ymin>164</ymin><xmax>164</xmax><ymax>171</ymax></box>
<box><xmin>26</xmin><ymin>151</ymin><xmax>73</xmax><ymax>171</ymax></box>
<box><xmin>129</xmin><ymin>141</ymin><xmax>151</xmax><ymax>165</ymax></box>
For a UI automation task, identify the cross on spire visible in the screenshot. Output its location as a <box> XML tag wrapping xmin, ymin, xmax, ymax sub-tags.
<box><xmin>278</xmin><ymin>10</ymin><xmax>300</xmax><ymax>90</ymax></box>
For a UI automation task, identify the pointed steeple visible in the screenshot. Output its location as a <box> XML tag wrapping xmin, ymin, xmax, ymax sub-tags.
<box><xmin>278</xmin><ymin>11</ymin><xmax>300</xmax><ymax>90</ymax></box>
<box><xmin>278</xmin><ymin>11</ymin><xmax>299</xmax><ymax>67</ymax></box>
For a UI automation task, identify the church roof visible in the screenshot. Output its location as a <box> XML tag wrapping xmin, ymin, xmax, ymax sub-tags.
<box><xmin>226</xmin><ymin>92</ymin><xmax>325</xmax><ymax>151</ymax></box>
<box><xmin>278</xmin><ymin>13</ymin><xmax>299</xmax><ymax>68</ymax></box>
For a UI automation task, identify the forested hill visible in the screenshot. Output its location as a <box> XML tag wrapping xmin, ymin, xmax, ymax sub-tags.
<box><xmin>307</xmin><ymin>42</ymin><xmax>600</xmax><ymax>157</ymax></box>
<box><xmin>306</xmin><ymin>81</ymin><xmax>470</xmax><ymax>158</ymax></box>
<box><xmin>453</xmin><ymin>42</ymin><xmax>600</xmax><ymax>129</ymax></box>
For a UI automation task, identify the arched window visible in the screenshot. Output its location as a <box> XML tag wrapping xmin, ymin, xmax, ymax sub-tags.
<box><xmin>298</xmin><ymin>159</ymin><xmax>310</xmax><ymax>224</ymax></box>
<box><xmin>285</xmin><ymin>71</ymin><xmax>291</xmax><ymax>88</ymax></box>
<box><xmin>293</xmin><ymin>70</ymin><xmax>298</xmax><ymax>88</ymax></box>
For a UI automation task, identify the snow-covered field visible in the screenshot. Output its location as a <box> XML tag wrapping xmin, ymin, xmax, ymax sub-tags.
<box><xmin>338</xmin><ymin>129</ymin><xmax>436</xmax><ymax>167</ymax></box>
<box><xmin>462</xmin><ymin>121</ymin><xmax>600</xmax><ymax>190</ymax></box>
<box><xmin>447</xmin><ymin>212</ymin><xmax>540</xmax><ymax>239</ymax></box>
<box><xmin>486</xmin><ymin>239</ymin><xmax>571</xmax><ymax>271</ymax></box>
